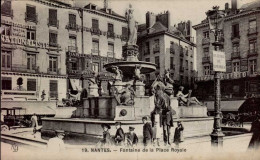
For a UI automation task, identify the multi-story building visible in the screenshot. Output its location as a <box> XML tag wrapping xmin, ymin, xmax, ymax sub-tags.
<box><xmin>137</xmin><ymin>11</ymin><xmax>196</xmax><ymax>89</ymax></box>
<box><xmin>1</xmin><ymin>0</ymin><xmax>127</xmax><ymax>115</ymax></box>
<box><xmin>193</xmin><ymin>0</ymin><xmax>260</xmax><ymax>100</ymax></box>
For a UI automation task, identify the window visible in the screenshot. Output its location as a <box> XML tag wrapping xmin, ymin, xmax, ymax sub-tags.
<box><xmin>27</xmin><ymin>79</ymin><xmax>36</xmax><ymax>91</ymax></box>
<box><xmin>27</xmin><ymin>54</ymin><xmax>36</xmax><ymax>70</ymax></box>
<box><xmin>92</xmin><ymin>40</ymin><xmax>99</xmax><ymax>55</ymax></box>
<box><xmin>92</xmin><ymin>19</ymin><xmax>99</xmax><ymax>29</ymax></box>
<box><xmin>153</xmin><ymin>39</ymin><xmax>160</xmax><ymax>53</ymax></box>
<box><xmin>249</xmin><ymin>59</ymin><xmax>257</xmax><ymax>74</ymax></box>
<box><xmin>249</xmin><ymin>83</ymin><xmax>258</xmax><ymax>92</ymax></box>
<box><xmin>232</xmin><ymin>62</ymin><xmax>240</xmax><ymax>72</ymax></box>
<box><xmin>69</xmin><ymin>35</ymin><xmax>77</xmax><ymax>52</ymax></box>
<box><xmin>1</xmin><ymin>77</ymin><xmax>12</xmax><ymax>90</ymax></box>
<box><xmin>204</xmin><ymin>66</ymin><xmax>210</xmax><ymax>75</ymax></box>
<box><xmin>249</xmin><ymin>40</ymin><xmax>256</xmax><ymax>53</ymax></box>
<box><xmin>232</xmin><ymin>24</ymin><xmax>239</xmax><ymax>38</ymax></box>
<box><xmin>1</xmin><ymin>24</ymin><xmax>11</xmax><ymax>36</ymax></box>
<box><xmin>26</xmin><ymin>5</ymin><xmax>37</xmax><ymax>22</ymax></box>
<box><xmin>108</xmin><ymin>43</ymin><xmax>114</xmax><ymax>57</ymax></box>
<box><xmin>180</xmin><ymin>58</ymin><xmax>183</xmax><ymax>68</ymax></box>
<box><xmin>49</xmin><ymin>9</ymin><xmax>57</xmax><ymax>27</ymax></box>
<box><xmin>170</xmin><ymin>42</ymin><xmax>174</xmax><ymax>54</ymax></box>
<box><xmin>233</xmin><ymin>43</ymin><xmax>239</xmax><ymax>53</ymax></box>
<box><xmin>27</xmin><ymin>30</ymin><xmax>36</xmax><ymax>40</ymax></box>
<box><xmin>49</xmin><ymin>32</ymin><xmax>58</xmax><ymax>47</ymax></box>
<box><xmin>185</xmin><ymin>60</ymin><xmax>188</xmax><ymax>70</ymax></box>
<box><xmin>155</xmin><ymin>56</ymin><xmax>160</xmax><ymax>69</ymax></box>
<box><xmin>69</xmin><ymin>14</ymin><xmax>76</xmax><ymax>25</ymax></box>
<box><xmin>49</xmin><ymin>56</ymin><xmax>58</xmax><ymax>72</ymax></box>
<box><xmin>170</xmin><ymin>57</ymin><xmax>174</xmax><ymax>69</ymax></box>
<box><xmin>1</xmin><ymin>0</ymin><xmax>12</xmax><ymax>17</ymax></box>
<box><xmin>2</xmin><ymin>50</ymin><xmax>11</xmax><ymax>70</ymax></box>
<box><xmin>203</xmin><ymin>31</ymin><xmax>209</xmax><ymax>38</ymax></box>
<box><xmin>70</xmin><ymin>58</ymin><xmax>78</xmax><ymax>71</ymax></box>
<box><xmin>108</xmin><ymin>23</ymin><xmax>114</xmax><ymax>32</ymax></box>
<box><xmin>145</xmin><ymin>42</ymin><xmax>150</xmax><ymax>55</ymax></box>
<box><xmin>190</xmin><ymin>62</ymin><xmax>193</xmax><ymax>70</ymax></box>
<box><xmin>49</xmin><ymin>80</ymin><xmax>58</xmax><ymax>98</ymax></box>
<box><xmin>92</xmin><ymin>63</ymin><xmax>99</xmax><ymax>73</ymax></box>
<box><xmin>145</xmin><ymin>58</ymin><xmax>150</xmax><ymax>62</ymax></box>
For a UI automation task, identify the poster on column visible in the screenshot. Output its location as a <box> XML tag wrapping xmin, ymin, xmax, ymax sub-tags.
<box><xmin>213</xmin><ymin>51</ymin><xmax>226</xmax><ymax>72</ymax></box>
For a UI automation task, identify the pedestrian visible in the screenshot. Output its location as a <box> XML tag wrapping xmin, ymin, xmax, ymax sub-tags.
<box><xmin>47</xmin><ymin>130</ymin><xmax>66</xmax><ymax>152</ymax></box>
<box><xmin>151</xmin><ymin>108</ymin><xmax>162</xmax><ymax>146</ymax></box>
<box><xmin>125</xmin><ymin>126</ymin><xmax>138</xmax><ymax>146</ymax></box>
<box><xmin>173</xmin><ymin>121</ymin><xmax>184</xmax><ymax>148</ymax></box>
<box><xmin>100</xmin><ymin>123</ymin><xmax>112</xmax><ymax>146</ymax></box>
<box><xmin>248</xmin><ymin>115</ymin><xmax>260</xmax><ymax>150</ymax></box>
<box><xmin>31</xmin><ymin>113</ymin><xmax>38</xmax><ymax>134</ymax></box>
<box><xmin>114</xmin><ymin>122</ymin><xmax>125</xmax><ymax>145</ymax></box>
<box><xmin>142</xmin><ymin>116</ymin><xmax>153</xmax><ymax>147</ymax></box>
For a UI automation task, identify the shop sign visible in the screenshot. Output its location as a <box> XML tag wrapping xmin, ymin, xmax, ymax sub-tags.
<box><xmin>213</xmin><ymin>51</ymin><xmax>226</xmax><ymax>72</ymax></box>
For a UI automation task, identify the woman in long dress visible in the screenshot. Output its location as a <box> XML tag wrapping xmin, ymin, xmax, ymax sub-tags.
<box><xmin>152</xmin><ymin>109</ymin><xmax>162</xmax><ymax>146</ymax></box>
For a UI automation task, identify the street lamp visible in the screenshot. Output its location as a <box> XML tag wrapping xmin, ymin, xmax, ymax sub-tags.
<box><xmin>206</xmin><ymin>6</ymin><xmax>226</xmax><ymax>147</ymax></box>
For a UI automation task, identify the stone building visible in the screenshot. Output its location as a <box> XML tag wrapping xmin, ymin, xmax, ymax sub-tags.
<box><xmin>137</xmin><ymin>11</ymin><xmax>196</xmax><ymax>89</ymax></box>
<box><xmin>1</xmin><ymin>0</ymin><xmax>127</xmax><ymax>115</ymax></box>
<box><xmin>192</xmin><ymin>0</ymin><xmax>260</xmax><ymax>100</ymax></box>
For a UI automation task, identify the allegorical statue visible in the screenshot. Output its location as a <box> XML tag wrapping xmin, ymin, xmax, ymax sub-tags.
<box><xmin>125</xmin><ymin>4</ymin><xmax>137</xmax><ymax>45</ymax></box>
<box><xmin>111</xmin><ymin>66</ymin><xmax>123</xmax><ymax>81</ymax></box>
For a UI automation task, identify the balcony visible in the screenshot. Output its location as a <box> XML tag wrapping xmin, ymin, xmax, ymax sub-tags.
<box><xmin>91</xmin><ymin>49</ymin><xmax>100</xmax><ymax>55</ymax></box>
<box><xmin>231</xmin><ymin>52</ymin><xmax>240</xmax><ymax>60</ymax></box>
<box><xmin>170</xmin><ymin>47</ymin><xmax>175</xmax><ymax>54</ymax></box>
<box><xmin>48</xmin><ymin>18</ymin><xmax>59</xmax><ymax>28</ymax></box>
<box><xmin>67</xmin><ymin>68</ymin><xmax>81</xmax><ymax>74</ymax></box>
<box><xmin>248</xmin><ymin>28</ymin><xmax>258</xmax><ymax>36</ymax></box>
<box><xmin>47</xmin><ymin>68</ymin><xmax>61</xmax><ymax>75</ymax></box>
<box><xmin>1</xmin><ymin>8</ymin><xmax>13</xmax><ymax>18</ymax></box>
<box><xmin>107</xmin><ymin>52</ymin><xmax>114</xmax><ymax>58</ymax></box>
<box><xmin>231</xmin><ymin>33</ymin><xmax>240</xmax><ymax>40</ymax></box>
<box><xmin>66</xmin><ymin>23</ymin><xmax>78</xmax><ymax>31</ymax></box>
<box><xmin>248</xmin><ymin>49</ymin><xmax>258</xmax><ymax>57</ymax></box>
<box><xmin>202</xmin><ymin>38</ymin><xmax>210</xmax><ymax>45</ymax></box>
<box><xmin>49</xmin><ymin>42</ymin><xmax>59</xmax><ymax>48</ymax></box>
<box><xmin>11</xmin><ymin>64</ymin><xmax>39</xmax><ymax>73</ymax></box>
<box><xmin>202</xmin><ymin>56</ymin><xmax>210</xmax><ymax>64</ymax></box>
<box><xmin>25</xmin><ymin>12</ymin><xmax>38</xmax><ymax>23</ymax></box>
<box><xmin>107</xmin><ymin>31</ymin><xmax>115</xmax><ymax>39</ymax></box>
<box><xmin>67</xmin><ymin>46</ymin><xmax>78</xmax><ymax>53</ymax></box>
<box><xmin>153</xmin><ymin>46</ymin><xmax>160</xmax><ymax>53</ymax></box>
<box><xmin>91</xmin><ymin>28</ymin><xmax>101</xmax><ymax>36</ymax></box>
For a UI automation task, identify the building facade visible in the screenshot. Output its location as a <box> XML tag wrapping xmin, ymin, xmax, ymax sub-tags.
<box><xmin>1</xmin><ymin>0</ymin><xmax>128</xmax><ymax>104</ymax></box>
<box><xmin>193</xmin><ymin>0</ymin><xmax>260</xmax><ymax>100</ymax></box>
<box><xmin>138</xmin><ymin>11</ymin><xmax>196</xmax><ymax>89</ymax></box>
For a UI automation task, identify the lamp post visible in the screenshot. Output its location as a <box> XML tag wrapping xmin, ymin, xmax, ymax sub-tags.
<box><xmin>206</xmin><ymin>6</ymin><xmax>226</xmax><ymax>147</ymax></box>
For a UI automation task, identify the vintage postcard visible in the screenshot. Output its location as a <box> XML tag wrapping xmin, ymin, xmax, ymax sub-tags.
<box><xmin>1</xmin><ymin>0</ymin><xmax>260</xmax><ymax>160</ymax></box>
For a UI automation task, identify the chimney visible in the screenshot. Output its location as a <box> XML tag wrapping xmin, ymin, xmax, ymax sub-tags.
<box><xmin>225</xmin><ymin>3</ymin><xmax>229</xmax><ymax>10</ymax></box>
<box><xmin>146</xmin><ymin>12</ymin><xmax>156</xmax><ymax>30</ymax></box>
<box><xmin>231</xmin><ymin>0</ymin><xmax>237</xmax><ymax>10</ymax></box>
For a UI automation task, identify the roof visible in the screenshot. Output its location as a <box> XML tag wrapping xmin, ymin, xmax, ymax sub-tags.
<box><xmin>1</xmin><ymin>101</ymin><xmax>56</xmax><ymax>115</ymax></box>
<box><xmin>205</xmin><ymin>100</ymin><xmax>246</xmax><ymax>112</ymax></box>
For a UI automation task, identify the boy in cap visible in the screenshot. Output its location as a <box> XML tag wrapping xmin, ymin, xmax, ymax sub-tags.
<box><xmin>173</xmin><ymin>121</ymin><xmax>184</xmax><ymax>148</ymax></box>
<box><xmin>142</xmin><ymin>116</ymin><xmax>153</xmax><ymax>146</ymax></box>
<box><xmin>101</xmin><ymin>123</ymin><xmax>112</xmax><ymax>146</ymax></box>
<box><xmin>47</xmin><ymin>130</ymin><xmax>65</xmax><ymax>152</ymax></box>
<box><xmin>125</xmin><ymin>126</ymin><xmax>138</xmax><ymax>146</ymax></box>
<box><xmin>114</xmin><ymin>122</ymin><xmax>125</xmax><ymax>145</ymax></box>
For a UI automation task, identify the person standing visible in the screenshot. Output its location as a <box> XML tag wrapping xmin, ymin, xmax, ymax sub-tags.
<box><xmin>125</xmin><ymin>127</ymin><xmax>138</xmax><ymax>146</ymax></box>
<box><xmin>47</xmin><ymin>130</ymin><xmax>65</xmax><ymax>152</ymax></box>
<box><xmin>142</xmin><ymin>116</ymin><xmax>153</xmax><ymax>147</ymax></box>
<box><xmin>114</xmin><ymin>122</ymin><xmax>125</xmax><ymax>145</ymax></box>
<box><xmin>248</xmin><ymin>115</ymin><xmax>260</xmax><ymax>150</ymax></box>
<box><xmin>151</xmin><ymin>108</ymin><xmax>162</xmax><ymax>146</ymax></box>
<box><xmin>174</xmin><ymin>121</ymin><xmax>184</xmax><ymax>148</ymax></box>
<box><xmin>31</xmin><ymin>113</ymin><xmax>38</xmax><ymax>134</ymax></box>
<box><xmin>100</xmin><ymin>123</ymin><xmax>112</xmax><ymax>146</ymax></box>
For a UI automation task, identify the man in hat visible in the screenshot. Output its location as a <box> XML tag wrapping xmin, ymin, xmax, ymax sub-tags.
<box><xmin>142</xmin><ymin>116</ymin><xmax>153</xmax><ymax>146</ymax></box>
<box><xmin>101</xmin><ymin>123</ymin><xmax>112</xmax><ymax>146</ymax></box>
<box><xmin>125</xmin><ymin>126</ymin><xmax>138</xmax><ymax>146</ymax></box>
<box><xmin>47</xmin><ymin>130</ymin><xmax>66</xmax><ymax>152</ymax></box>
<box><xmin>114</xmin><ymin>122</ymin><xmax>125</xmax><ymax>145</ymax></box>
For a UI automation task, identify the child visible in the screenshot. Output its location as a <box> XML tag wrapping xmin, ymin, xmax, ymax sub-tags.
<box><xmin>100</xmin><ymin>123</ymin><xmax>112</xmax><ymax>146</ymax></box>
<box><xmin>125</xmin><ymin>126</ymin><xmax>138</xmax><ymax>146</ymax></box>
<box><xmin>152</xmin><ymin>109</ymin><xmax>162</xmax><ymax>146</ymax></box>
<box><xmin>142</xmin><ymin>116</ymin><xmax>153</xmax><ymax>147</ymax></box>
<box><xmin>173</xmin><ymin>121</ymin><xmax>184</xmax><ymax>148</ymax></box>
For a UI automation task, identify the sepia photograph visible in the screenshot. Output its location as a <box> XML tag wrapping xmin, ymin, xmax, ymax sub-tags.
<box><xmin>1</xmin><ymin>0</ymin><xmax>260</xmax><ymax>160</ymax></box>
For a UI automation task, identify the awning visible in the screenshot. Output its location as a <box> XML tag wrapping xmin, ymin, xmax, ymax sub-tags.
<box><xmin>205</xmin><ymin>100</ymin><xmax>246</xmax><ymax>112</ymax></box>
<box><xmin>1</xmin><ymin>101</ymin><xmax>56</xmax><ymax>115</ymax></box>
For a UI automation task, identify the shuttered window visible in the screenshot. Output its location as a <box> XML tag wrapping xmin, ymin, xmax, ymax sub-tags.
<box><xmin>69</xmin><ymin>14</ymin><xmax>76</xmax><ymax>25</ymax></box>
<box><xmin>27</xmin><ymin>79</ymin><xmax>36</xmax><ymax>91</ymax></box>
<box><xmin>26</xmin><ymin>5</ymin><xmax>36</xmax><ymax>22</ymax></box>
<box><xmin>49</xmin><ymin>9</ymin><xmax>57</xmax><ymax>26</ymax></box>
<box><xmin>49</xmin><ymin>80</ymin><xmax>58</xmax><ymax>98</ymax></box>
<box><xmin>92</xmin><ymin>19</ymin><xmax>99</xmax><ymax>29</ymax></box>
<box><xmin>2</xmin><ymin>77</ymin><xmax>12</xmax><ymax>90</ymax></box>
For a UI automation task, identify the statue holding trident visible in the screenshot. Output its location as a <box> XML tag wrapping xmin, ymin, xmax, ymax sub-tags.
<box><xmin>125</xmin><ymin>4</ymin><xmax>137</xmax><ymax>45</ymax></box>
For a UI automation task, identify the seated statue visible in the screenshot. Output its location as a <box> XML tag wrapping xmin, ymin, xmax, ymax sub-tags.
<box><xmin>111</xmin><ymin>66</ymin><xmax>123</xmax><ymax>81</ymax></box>
<box><xmin>176</xmin><ymin>86</ymin><xmax>202</xmax><ymax>106</ymax></box>
<box><xmin>117</xmin><ymin>84</ymin><xmax>135</xmax><ymax>106</ymax></box>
